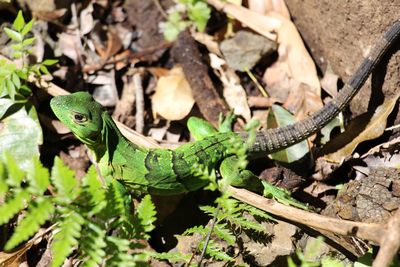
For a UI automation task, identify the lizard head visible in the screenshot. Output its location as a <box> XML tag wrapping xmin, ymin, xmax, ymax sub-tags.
<box><xmin>50</xmin><ymin>92</ymin><xmax>104</xmax><ymax>146</ymax></box>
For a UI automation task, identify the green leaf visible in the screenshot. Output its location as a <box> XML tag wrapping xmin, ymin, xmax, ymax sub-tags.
<box><xmin>42</xmin><ymin>59</ymin><xmax>58</xmax><ymax>66</ymax></box>
<box><xmin>79</xmin><ymin>222</ymin><xmax>107</xmax><ymax>266</ymax></box>
<box><xmin>188</xmin><ymin>2</ymin><xmax>210</xmax><ymax>32</ymax></box>
<box><xmin>6</xmin><ymin>79</ymin><xmax>15</xmax><ymax>99</ymax></box>
<box><xmin>0</xmin><ymin>189</ymin><xmax>30</xmax><ymax>225</ymax></box>
<box><xmin>3</xmin><ymin>151</ymin><xmax>25</xmax><ymax>187</ymax></box>
<box><xmin>13</xmin><ymin>10</ymin><xmax>25</xmax><ymax>32</ymax></box>
<box><xmin>27</xmin><ymin>156</ymin><xmax>50</xmax><ymax>195</ymax></box>
<box><xmin>51</xmin><ymin>211</ymin><xmax>84</xmax><ymax>267</ymax></box>
<box><xmin>12</xmin><ymin>72</ymin><xmax>21</xmax><ymax>89</ymax></box>
<box><xmin>21</xmin><ymin>19</ymin><xmax>34</xmax><ymax>36</ymax></box>
<box><xmin>0</xmin><ymin>161</ymin><xmax>8</xmax><ymax>195</ymax></box>
<box><xmin>0</xmin><ymin>106</ymin><xmax>42</xmax><ymax>170</ymax></box>
<box><xmin>268</xmin><ymin>105</ymin><xmax>310</xmax><ymax>163</ymax></box>
<box><xmin>5</xmin><ymin>197</ymin><xmax>54</xmax><ymax>250</ymax></box>
<box><xmin>11</xmin><ymin>43</ymin><xmax>23</xmax><ymax>51</ymax></box>
<box><xmin>51</xmin><ymin>157</ymin><xmax>79</xmax><ymax>202</ymax></box>
<box><xmin>105</xmin><ymin>237</ymin><xmax>137</xmax><ymax>267</ymax></box>
<box><xmin>4</xmin><ymin>27</ymin><xmax>22</xmax><ymax>42</ymax></box>
<box><xmin>22</xmin><ymin>37</ymin><xmax>35</xmax><ymax>46</ymax></box>
<box><xmin>12</xmin><ymin>51</ymin><xmax>23</xmax><ymax>59</ymax></box>
<box><xmin>40</xmin><ymin>65</ymin><xmax>50</xmax><ymax>75</ymax></box>
<box><xmin>136</xmin><ymin>195</ymin><xmax>157</xmax><ymax>233</ymax></box>
<box><xmin>82</xmin><ymin>166</ymin><xmax>106</xmax><ymax>215</ymax></box>
<box><xmin>214</xmin><ymin>223</ymin><xmax>235</xmax><ymax>246</ymax></box>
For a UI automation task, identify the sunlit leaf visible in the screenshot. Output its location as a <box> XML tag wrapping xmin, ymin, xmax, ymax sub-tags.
<box><xmin>12</xmin><ymin>10</ymin><xmax>25</xmax><ymax>32</ymax></box>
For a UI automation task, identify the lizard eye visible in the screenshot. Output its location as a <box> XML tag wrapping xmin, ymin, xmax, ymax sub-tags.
<box><xmin>72</xmin><ymin>112</ymin><xmax>87</xmax><ymax>123</ymax></box>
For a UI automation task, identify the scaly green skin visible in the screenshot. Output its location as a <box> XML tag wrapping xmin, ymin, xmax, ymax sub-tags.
<box><xmin>51</xmin><ymin>92</ymin><xmax>244</xmax><ymax>195</ymax></box>
<box><xmin>50</xmin><ymin>21</ymin><xmax>400</xmax><ymax>195</ymax></box>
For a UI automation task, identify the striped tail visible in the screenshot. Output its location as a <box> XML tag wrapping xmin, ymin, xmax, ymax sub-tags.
<box><xmin>247</xmin><ymin>20</ymin><xmax>400</xmax><ymax>154</ymax></box>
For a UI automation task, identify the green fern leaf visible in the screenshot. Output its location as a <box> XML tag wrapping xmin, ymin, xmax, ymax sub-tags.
<box><xmin>238</xmin><ymin>203</ymin><xmax>274</xmax><ymax>221</ymax></box>
<box><xmin>3</xmin><ymin>151</ymin><xmax>24</xmax><ymax>187</ymax></box>
<box><xmin>51</xmin><ymin>211</ymin><xmax>84</xmax><ymax>267</ymax></box>
<box><xmin>82</xmin><ymin>166</ymin><xmax>106</xmax><ymax>215</ymax></box>
<box><xmin>105</xmin><ymin>237</ymin><xmax>136</xmax><ymax>267</ymax></box>
<box><xmin>136</xmin><ymin>195</ymin><xmax>157</xmax><ymax>233</ymax></box>
<box><xmin>214</xmin><ymin>223</ymin><xmax>235</xmax><ymax>246</ymax></box>
<box><xmin>51</xmin><ymin>157</ymin><xmax>79</xmax><ymax>202</ymax></box>
<box><xmin>148</xmin><ymin>251</ymin><xmax>191</xmax><ymax>264</ymax></box>
<box><xmin>230</xmin><ymin>216</ymin><xmax>264</xmax><ymax>233</ymax></box>
<box><xmin>80</xmin><ymin>222</ymin><xmax>106</xmax><ymax>266</ymax></box>
<box><xmin>0</xmin><ymin>161</ymin><xmax>8</xmax><ymax>195</ymax></box>
<box><xmin>5</xmin><ymin>197</ymin><xmax>54</xmax><ymax>250</ymax></box>
<box><xmin>27</xmin><ymin>156</ymin><xmax>50</xmax><ymax>195</ymax></box>
<box><xmin>202</xmin><ymin>240</ymin><xmax>233</xmax><ymax>262</ymax></box>
<box><xmin>0</xmin><ymin>189</ymin><xmax>30</xmax><ymax>225</ymax></box>
<box><xmin>182</xmin><ymin>225</ymin><xmax>206</xmax><ymax>236</ymax></box>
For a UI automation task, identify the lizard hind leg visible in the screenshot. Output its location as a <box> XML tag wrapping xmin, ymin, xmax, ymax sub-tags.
<box><xmin>219</xmin><ymin>156</ymin><xmax>263</xmax><ymax>193</ymax></box>
<box><xmin>187</xmin><ymin>111</ymin><xmax>237</xmax><ymax>140</ymax></box>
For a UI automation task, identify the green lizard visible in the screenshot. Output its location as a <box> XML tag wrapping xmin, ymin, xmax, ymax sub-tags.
<box><xmin>50</xmin><ymin>21</ymin><xmax>400</xmax><ymax>196</ymax></box>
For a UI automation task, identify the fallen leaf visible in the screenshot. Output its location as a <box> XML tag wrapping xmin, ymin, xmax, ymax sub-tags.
<box><xmin>263</xmin><ymin>12</ymin><xmax>322</xmax><ymax>116</ymax></box>
<box><xmin>320</xmin><ymin>63</ymin><xmax>340</xmax><ymax>98</ymax></box>
<box><xmin>209</xmin><ymin>53</ymin><xmax>251</xmax><ymax>121</ymax></box>
<box><xmin>80</xmin><ymin>3</ymin><xmax>94</xmax><ymax>35</ymax></box>
<box><xmin>248</xmin><ymin>0</ymin><xmax>290</xmax><ymax>19</ymax></box>
<box><xmin>325</xmin><ymin>93</ymin><xmax>400</xmax><ymax>163</ymax></box>
<box><xmin>207</xmin><ymin>0</ymin><xmax>282</xmax><ymax>40</ymax></box>
<box><xmin>58</xmin><ymin>32</ymin><xmax>80</xmax><ymax>64</ymax></box>
<box><xmin>152</xmin><ymin>67</ymin><xmax>195</xmax><ymax>121</ymax></box>
<box><xmin>267</xmin><ymin>104</ymin><xmax>310</xmax><ymax>163</ymax></box>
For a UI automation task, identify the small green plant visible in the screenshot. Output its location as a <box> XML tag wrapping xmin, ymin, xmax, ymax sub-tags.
<box><xmin>0</xmin><ymin>10</ymin><xmax>57</xmax><ymax>100</ymax></box>
<box><xmin>0</xmin><ymin>153</ymin><xmax>157</xmax><ymax>266</ymax></box>
<box><xmin>0</xmin><ymin>10</ymin><xmax>57</xmax><ymax>168</ymax></box>
<box><xmin>160</xmin><ymin>0</ymin><xmax>211</xmax><ymax>41</ymax></box>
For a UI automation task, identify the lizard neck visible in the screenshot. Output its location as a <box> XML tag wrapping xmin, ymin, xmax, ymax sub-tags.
<box><xmin>97</xmin><ymin>112</ymin><xmax>146</xmax><ymax>163</ymax></box>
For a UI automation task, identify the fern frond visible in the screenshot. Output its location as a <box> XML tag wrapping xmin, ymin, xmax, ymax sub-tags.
<box><xmin>201</xmin><ymin>240</ymin><xmax>233</xmax><ymax>262</ymax></box>
<box><xmin>5</xmin><ymin>197</ymin><xmax>54</xmax><ymax>250</ymax></box>
<box><xmin>0</xmin><ymin>161</ymin><xmax>8</xmax><ymax>196</ymax></box>
<box><xmin>51</xmin><ymin>211</ymin><xmax>84</xmax><ymax>267</ymax></box>
<box><xmin>230</xmin><ymin>216</ymin><xmax>265</xmax><ymax>233</ymax></box>
<box><xmin>199</xmin><ymin>205</ymin><xmax>218</xmax><ymax>217</ymax></box>
<box><xmin>238</xmin><ymin>203</ymin><xmax>274</xmax><ymax>221</ymax></box>
<box><xmin>51</xmin><ymin>157</ymin><xmax>79</xmax><ymax>202</ymax></box>
<box><xmin>81</xmin><ymin>166</ymin><xmax>106</xmax><ymax>215</ymax></box>
<box><xmin>148</xmin><ymin>251</ymin><xmax>191</xmax><ymax>264</ymax></box>
<box><xmin>182</xmin><ymin>225</ymin><xmax>206</xmax><ymax>236</ymax></box>
<box><xmin>79</xmin><ymin>222</ymin><xmax>106</xmax><ymax>266</ymax></box>
<box><xmin>27</xmin><ymin>156</ymin><xmax>50</xmax><ymax>195</ymax></box>
<box><xmin>0</xmin><ymin>189</ymin><xmax>30</xmax><ymax>225</ymax></box>
<box><xmin>105</xmin><ymin>236</ymin><xmax>136</xmax><ymax>267</ymax></box>
<box><xmin>3</xmin><ymin>151</ymin><xmax>24</xmax><ymax>187</ymax></box>
<box><xmin>214</xmin><ymin>223</ymin><xmax>235</xmax><ymax>246</ymax></box>
<box><xmin>136</xmin><ymin>194</ymin><xmax>156</xmax><ymax>233</ymax></box>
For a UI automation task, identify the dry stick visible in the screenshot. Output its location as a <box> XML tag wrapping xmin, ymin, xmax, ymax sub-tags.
<box><xmin>227</xmin><ymin>186</ymin><xmax>387</xmax><ymax>244</ymax></box>
<box><xmin>372</xmin><ymin>208</ymin><xmax>400</xmax><ymax>267</ymax></box>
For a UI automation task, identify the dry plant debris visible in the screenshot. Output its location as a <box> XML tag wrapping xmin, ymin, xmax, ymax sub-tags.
<box><xmin>0</xmin><ymin>0</ymin><xmax>399</xmax><ymax>266</ymax></box>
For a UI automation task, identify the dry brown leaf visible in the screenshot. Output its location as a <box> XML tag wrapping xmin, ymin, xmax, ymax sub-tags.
<box><xmin>152</xmin><ymin>67</ymin><xmax>195</xmax><ymax>121</ymax></box>
<box><xmin>320</xmin><ymin>63</ymin><xmax>340</xmax><ymax>98</ymax></box>
<box><xmin>80</xmin><ymin>3</ymin><xmax>94</xmax><ymax>35</ymax></box>
<box><xmin>207</xmin><ymin>0</ymin><xmax>282</xmax><ymax>40</ymax></box>
<box><xmin>325</xmin><ymin>93</ymin><xmax>400</xmax><ymax>163</ymax></box>
<box><xmin>248</xmin><ymin>0</ymin><xmax>290</xmax><ymax>18</ymax></box>
<box><xmin>283</xmin><ymin>83</ymin><xmax>323</xmax><ymax>121</ymax></box>
<box><xmin>58</xmin><ymin>31</ymin><xmax>81</xmax><ymax>64</ymax></box>
<box><xmin>209</xmin><ymin>53</ymin><xmax>251</xmax><ymax>121</ymax></box>
<box><xmin>263</xmin><ymin>12</ymin><xmax>321</xmax><ymax>93</ymax></box>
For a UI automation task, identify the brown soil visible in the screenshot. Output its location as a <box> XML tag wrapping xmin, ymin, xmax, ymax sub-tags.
<box><xmin>285</xmin><ymin>0</ymin><xmax>400</xmax><ymax>118</ymax></box>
